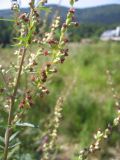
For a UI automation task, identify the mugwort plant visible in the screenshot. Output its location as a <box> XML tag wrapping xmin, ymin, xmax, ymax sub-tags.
<box><xmin>0</xmin><ymin>0</ymin><xmax>120</xmax><ymax>160</ymax></box>
<box><xmin>0</xmin><ymin>0</ymin><xmax>78</xmax><ymax>159</ymax></box>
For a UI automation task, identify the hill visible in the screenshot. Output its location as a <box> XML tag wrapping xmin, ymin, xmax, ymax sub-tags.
<box><xmin>0</xmin><ymin>4</ymin><xmax>120</xmax><ymax>25</ymax></box>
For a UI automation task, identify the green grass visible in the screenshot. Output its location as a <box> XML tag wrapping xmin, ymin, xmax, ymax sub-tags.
<box><xmin>0</xmin><ymin>41</ymin><xmax>120</xmax><ymax>159</ymax></box>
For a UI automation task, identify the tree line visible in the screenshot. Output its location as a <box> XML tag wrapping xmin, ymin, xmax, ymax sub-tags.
<box><xmin>0</xmin><ymin>20</ymin><xmax>119</xmax><ymax>47</ymax></box>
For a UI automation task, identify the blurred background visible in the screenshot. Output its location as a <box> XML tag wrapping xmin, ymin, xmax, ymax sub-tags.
<box><xmin>0</xmin><ymin>0</ymin><xmax>120</xmax><ymax>159</ymax></box>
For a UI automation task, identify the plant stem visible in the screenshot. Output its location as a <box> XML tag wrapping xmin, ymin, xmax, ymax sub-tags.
<box><xmin>3</xmin><ymin>47</ymin><xmax>26</xmax><ymax>160</ymax></box>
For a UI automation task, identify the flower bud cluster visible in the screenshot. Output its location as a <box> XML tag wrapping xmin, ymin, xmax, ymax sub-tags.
<box><xmin>15</xmin><ymin>2</ymin><xmax>40</xmax><ymax>45</ymax></box>
<box><xmin>49</xmin><ymin>97</ymin><xmax>63</xmax><ymax>149</ymax></box>
<box><xmin>38</xmin><ymin>85</ymin><xmax>49</xmax><ymax>97</ymax></box>
<box><xmin>19</xmin><ymin>90</ymin><xmax>34</xmax><ymax>109</ymax></box>
<box><xmin>34</xmin><ymin>5</ymin><xmax>77</xmax><ymax>65</ymax></box>
<box><xmin>19</xmin><ymin>13</ymin><xmax>29</xmax><ymax>23</ymax></box>
<box><xmin>45</xmin><ymin>16</ymin><xmax>60</xmax><ymax>42</ymax></box>
<box><xmin>41</xmin><ymin>62</ymin><xmax>51</xmax><ymax>82</ymax></box>
<box><xmin>24</xmin><ymin>52</ymin><xmax>39</xmax><ymax>73</ymax></box>
<box><xmin>59</xmin><ymin>8</ymin><xmax>75</xmax><ymax>46</ymax></box>
<box><xmin>113</xmin><ymin>109</ymin><xmax>120</xmax><ymax>126</ymax></box>
<box><xmin>79</xmin><ymin>125</ymin><xmax>114</xmax><ymax>160</ymax></box>
<box><xmin>28</xmin><ymin>54</ymin><xmax>38</xmax><ymax>72</ymax></box>
<box><xmin>25</xmin><ymin>3</ymin><xmax>78</xmax><ymax>101</ymax></box>
<box><xmin>10</xmin><ymin>0</ymin><xmax>78</xmax><ymax>111</ymax></box>
<box><xmin>30</xmin><ymin>74</ymin><xmax>50</xmax><ymax>97</ymax></box>
<box><xmin>107</xmin><ymin>70</ymin><xmax>120</xmax><ymax>126</ymax></box>
<box><xmin>52</xmin><ymin>7</ymin><xmax>77</xmax><ymax>65</ymax></box>
<box><xmin>40</xmin><ymin>62</ymin><xmax>57</xmax><ymax>83</ymax></box>
<box><xmin>16</xmin><ymin>13</ymin><xmax>29</xmax><ymax>39</ymax></box>
<box><xmin>11</xmin><ymin>0</ymin><xmax>19</xmax><ymax>12</ymax></box>
<box><xmin>107</xmin><ymin>70</ymin><xmax>120</xmax><ymax>108</ymax></box>
<box><xmin>29</xmin><ymin>1</ymin><xmax>40</xmax><ymax>27</ymax></box>
<box><xmin>14</xmin><ymin>49</ymin><xmax>24</xmax><ymax>70</ymax></box>
<box><xmin>52</xmin><ymin>48</ymin><xmax>69</xmax><ymax>64</ymax></box>
<box><xmin>41</xmin><ymin>97</ymin><xmax>64</xmax><ymax>160</ymax></box>
<box><xmin>38</xmin><ymin>0</ymin><xmax>48</xmax><ymax>6</ymax></box>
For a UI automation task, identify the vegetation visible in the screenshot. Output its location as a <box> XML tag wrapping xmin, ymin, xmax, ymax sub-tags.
<box><xmin>1</xmin><ymin>21</ymin><xmax>119</xmax><ymax>46</ymax></box>
<box><xmin>0</xmin><ymin>20</ymin><xmax>13</xmax><ymax>47</ymax></box>
<box><xmin>1</xmin><ymin>4</ymin><xmax>120</xmax><ymax>46</ymax></box>
<box><xmin>1</xmin><ymin>4</ymin><xmax>120</xmax><ymax>25</ymax></box>
<box><xmin>0</xmin><ymin>41</ymin><xmax>120</xmax><ymax>159</ymax></box>
<box><xmin>0</xmin><ymin>0</ymin><xmax>120</xmax><ymax>160</ymax></box>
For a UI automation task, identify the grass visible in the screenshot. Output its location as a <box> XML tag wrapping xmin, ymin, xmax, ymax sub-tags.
<box><xmin>0</xmin><ymin>41</ymin><xmax>120</xmax><ymax>159</ymax></box>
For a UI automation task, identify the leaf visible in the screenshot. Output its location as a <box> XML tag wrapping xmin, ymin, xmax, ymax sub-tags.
<box><xmin>15</xmin><ymin>122</ymin><xmax>39</xmax><ymax>128</ymax></box>
<box><xmin>8</xmin><ymin>142</ymin><xmax>21</xmax><ymax>149</ymax></box>
<box><xmin>14</xmin><ymin>36</ymin><xmax>28</xmax><ymax>43</ymax></box>
<box><xmin>8</xmin><ymin>145</ymin><xmax>19</xmax><ymax>159</ymax></box>
<box><xmin>9</xmin><ymin>131</ymin><xmax>20</xmax><ymax>142</ymax></box>
<box><xmin>0</xmin><ymin>136</ymin><xmax>4</xmax><ymax>144</ymax></box>
<box><xmin>0</xmin><ymin>18</ymin><xmax>15</xmax><ymax>22</ymax></box>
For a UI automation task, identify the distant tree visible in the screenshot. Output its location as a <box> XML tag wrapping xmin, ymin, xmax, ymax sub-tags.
<box><xmin>0</xmin><ymin>19</ymin><xmax>13</xmax><ymax>47</ymax></box>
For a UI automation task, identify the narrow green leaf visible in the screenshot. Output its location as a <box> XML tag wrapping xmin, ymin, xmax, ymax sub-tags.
<box><xmin>15</xmin><ymin>122</ymin><xmax>39</xmax><ymax>128</ymax></box>
<box><xmin>8</xmin><ymin>145</ymin><xmax>19</xmax><ymax>158</ymax></box>
<box><xmin>8</xmin><ymin>142</ymin><xmax>21</xmax><ymax>149</ymax></box>
<box><xmin>0</xmin><ymin>18</ymin><xmax>15</xmax><ymax>22</ymax></box>
<box><xmin>9</xmin><ymin>131</ymin><xmax>20</xmax><ymax>142</ymax></box>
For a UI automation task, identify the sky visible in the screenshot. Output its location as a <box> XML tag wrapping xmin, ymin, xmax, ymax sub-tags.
<box><xmin>0</xmin><ymin>0</ymin><xmax>120</xmax><ymax>9</ymax></box>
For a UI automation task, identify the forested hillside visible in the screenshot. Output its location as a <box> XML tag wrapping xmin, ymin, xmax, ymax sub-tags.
<box><xmin>0</xmin><ymin>4</ymin><xmax>120</xmax><ymax>24</ymax></box>
<box><xmin>0</xmin><ymin>4</ymin><xmax>120</xmax><ymax>46</ymax></box>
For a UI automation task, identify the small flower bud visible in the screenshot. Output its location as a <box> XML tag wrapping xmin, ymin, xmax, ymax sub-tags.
<box><xmin>69</xmin><ymin>8</ymin><xmax>75</xmax><ymax>14</ymax></box>
<box><xmin>43</xmin><ymin>50</ymin><xmax>49</xmax><ymax>56</ymax></box>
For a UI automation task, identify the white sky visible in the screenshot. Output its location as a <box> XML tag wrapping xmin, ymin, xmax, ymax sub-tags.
<box><xmin>0</xmin><ymin>0</ymin><xmax>120</xmax><ymax>9</ymax></box>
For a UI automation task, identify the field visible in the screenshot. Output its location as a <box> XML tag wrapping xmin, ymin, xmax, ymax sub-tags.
<box><xmin>0</xmin><ymin>41</ymin><xmax>120</xmax><ymax>159</ymax></box>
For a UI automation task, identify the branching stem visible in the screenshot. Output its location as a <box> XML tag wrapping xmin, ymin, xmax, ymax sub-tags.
<box><xmin>3</xmin><ymin>47</ymin><xmax>26</xmax><ymax>160</ymax></box>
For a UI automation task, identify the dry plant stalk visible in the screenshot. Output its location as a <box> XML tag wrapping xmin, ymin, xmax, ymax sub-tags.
<box><xmin>40</xmin><ymin>78</ymin><xmax>76</xmax><ymax>160</ymax></box>
<box><xmin>41</xmin><ymin>97</ymin><xmax>64</xmax><ymax>160</ymax></box>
